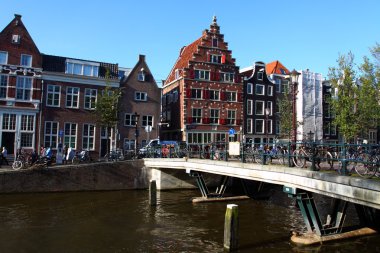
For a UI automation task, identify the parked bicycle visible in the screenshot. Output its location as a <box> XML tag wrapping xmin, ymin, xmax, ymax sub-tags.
<box><xmin>104</xmin><ymin>149</ymin><xmax>124</xmax><ymax>162</ymax></box>
<box><xmin>292</xmin><ymin>144</ymin><xmax>334</xmax><ymax>169</ymax></box>
<box><xmin>72</xmin><ymin>150</ymin><xmax>92</xmax><ymax>164</ymax></box>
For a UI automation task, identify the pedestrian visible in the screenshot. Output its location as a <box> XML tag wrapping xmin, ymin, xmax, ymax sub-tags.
<box><xmin>63</xmin><ymin>145</ymin><xmax>68</xmax><ymax>164</ymax></box>
<box><xmin>1</xmin><ymin>147</ymin><xmax>9</xmax><ymax>165</ymax></box>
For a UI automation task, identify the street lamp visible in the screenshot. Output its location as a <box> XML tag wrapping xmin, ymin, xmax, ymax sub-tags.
<box><xmin>265</xmin><ymin>107</ymin><xmax>271</xmax><ymax>146</ymax></box>
<box><xmin>134</xmin><ymin>112</ymin><xmax>140</xmax><ymax>156</ymax></box>
<box><xmin>290</xmin><ymin>69</ymin><xmax>300</xmax><ymax>149</ymax></box>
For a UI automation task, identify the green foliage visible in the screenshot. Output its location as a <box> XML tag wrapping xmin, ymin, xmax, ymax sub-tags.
<box><xmin>277</xmin><ymin>86</ymin><xmax>293</xmax><ymax>139</ymax></box>
<box><xmin>93</xmin><ymin>81</ymin><xmax>122</xmax><ymax>129</ymax></box>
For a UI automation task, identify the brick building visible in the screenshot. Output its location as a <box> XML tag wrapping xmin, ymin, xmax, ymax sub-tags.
<box><xmin>162</xmin><ymin>16</ymin><xmax>243</xmax><ymax>144</ymax></box>
<box><xmin>0</xmin><ymin>14</ymin><xmax>43</xmax><ymax>156</ymax></box>
<box><xmin>118</xmin><ymin>54</ymin><xmax>161</xmax><ymax>152</ymax></box>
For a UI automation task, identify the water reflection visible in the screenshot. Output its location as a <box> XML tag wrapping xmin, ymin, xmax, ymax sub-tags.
<box><xmin>0</xmin><ymin>189</ymin><xmax>378</xmax><ymax>252</ymax></box>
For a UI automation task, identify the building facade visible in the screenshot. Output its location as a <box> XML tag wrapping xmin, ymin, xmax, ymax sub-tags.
<box><xmin>0</xmin><ymin>14</ymin><xmax>43</xmax><ymax>156</ymax></box>
<box><xmin>162</xmin><ymin>16</ymin><xmax>243</xmax><ymax>144</ymax></box>
<box><xmin>118</xmin><ymin>54</ymin><xmax>161</xmax><ymax>152</ymax></box>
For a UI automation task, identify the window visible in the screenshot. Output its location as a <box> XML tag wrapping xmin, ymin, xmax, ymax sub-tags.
<box><xmin>210</xmin><ymin>54</ymin><xmax>221</xmax><ymax>63</ymax></box>
<box><xmin>282</xmin><ymin>80</ymin><xmax>289</xmax><ymax>93</ymax></box>
<box><xmin>124</xmin><ymin>113</ymin><xmax>134</xmax><ymax>126</ymax></box>
<box><xmin>266</xmin><ymin>120</ymin><xmax>272</xmax><ymax>134</ymax></box>
<box><xmin>44</xmin><ymin>121</ymin><xmax>58</xmax><ymax>149</ymax></box>
<box><xmin>65</xmin><ymin>60</ymin><xmax>99</xmax><ymax>77</ymax></box>
<box><xmin>0</xmin><ymin>51</ymin><xmax>8</xmax><ymax>64</ymax></box>
<box><xmin>20</xmin><ymin>54</ymin><xmax>32</xmax><ymax>67</ymax></box>
<box><xmin>227</xmin><ymin>110</ymin><xmax>236</xmax><ymax>125</ymax></box>
<box><xmin>84</xmin><ymin>88</ymin><xmax>97</xmax><ymax>109</ymax></box>
<box><xmin>257</xmin><ymin>72</ymin><xmax>263</xmax><ymax>81</ymax></box>
<box><xmin>267</xmin><ymin>86</ymin><xmax>273</xmax><ymax>96</ymax></box>
<box><xmin>135</xmin><ymin>92</ymin><xmax>147</xmax><ymax>101</ymax></box>
<box><xmin>0</xmin><ymin>75</ymin><xmax>8</xmax><ymax>98</ymax></box>
<box><xmin>247</xmin><ymin>83</ymin><xmax>253</xmax><ymax>94</ymax></box>
<box><xmin>331</xmin><ymin>124</ymin><xmax>337</xmax><ymax>135</ymax></box>
<box><xmin>209</xmin><ymin>90</ymin><xmax>220</xmax><ymax>100</ymax></box>
<box><xmin>191</xmin><ymin>88</ymin><xmax>202</xmax><ymax>99</ymax></box>
<box><xmin>275</xmin><ymin>79</ymin><xmax>281</xmax><ymax>93</ymax></box>
<box><xmin>247</xmin><ymin>100</ymin><xmax>253</xmax><ymax>115</ymax></box>
<box><xmin>225</xmin><ymin>91</ymin><xmax>237</xmax><ymax>102</ymax></box>
<box><xmin>16</xmin><ymin>76</ymin><xmax>32</xmax><ymax>100</ymax></box>
<box><xmin>266</xmin><ymin>101</ymin><xmax>273</xmax><ymax>115</ymax></box>
<box><xmin>66</xmin><ymin>87</ymin><xmax>79</xmax><ymax>108</ymax></box>
<box><xmin>192</xmin><ymin>108</ymin><xmax>202</xmax><ymax>123</ymax></box>
<box><xmin>21</xmin><ymin>114</ymin><xmax>34</xmax><ymax>147</ymax></box>
<box><xmin>195</xmin><ymin>70</ymin><xmax>210</xmax><ymax>80</ymax></box>
<box><xmin>46</xmin><ymin>85</ymin><xmax>60</xmax><ymax>107</ymax></box>
<box><xmin>220</xmin><ymin>72</ymin><xmax>234</xmax><ymax>82</ymax></box>
<box><xmin>255</xmin><ymin>119</ymin><xmax>264</xmax><ymax>134</ymax></box>
<box><xmin>64</xmin><ymin>123</ymin><xmax>77</xmax><ymax>148</ymax></box>
<box><xmin>210</xmin><ymin>109</ymin><xmax>219</xmax><ymax>124</ymax></box>
<box><xmin>142</xmin><ymin>115</ymin><xmax>153</xmax><ymax>127</ymax></box>
<box><xmin>247</xmin><ymin>119</ymin><xmax>253</xmax><ymax>133</ymax></box>
<box><xmin>212</xmin><ymin>38</ymin><xmax>218</xmax><ymax>47</ymax></box>
<box><xmin>255</xmin><ymin>101</ymin><xmax>264</xmax><ymax>115</ymax></box>
<box><xmin>138</xmin><ymin>70</ymin><xmax>145</xmax><ymax>81</ymax></box>
<box><xmin>324</xmin><ymin>122</ymin><xmax>331</xmax><ymax>135</ymax></box>
<box><xmin>12</xmin><ymin>34</ymin><xmax>20</xmax><ymax>44</ymax></box>
<box><xmin>83</xmin><ymin>124</ymin><xmax>95</xmax><ymax>150</ymax></box>
<box><xmin>2</xmin><ymin>114</ymin><xmax>16</xmax><ymax>130</ymax></box>
<box><xmin>255</xmin><ymin>84</ymin><xmax>264</xmax><ymax>95</ymax></box>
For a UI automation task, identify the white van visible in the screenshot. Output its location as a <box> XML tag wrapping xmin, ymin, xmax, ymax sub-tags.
<box><xmin>139</xmin><ymin>139</ymin><xmax>178</xmax><ymax>157</ymax></box>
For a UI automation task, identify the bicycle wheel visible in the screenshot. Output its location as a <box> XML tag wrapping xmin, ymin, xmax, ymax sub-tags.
<box><xmin>279</xmin><ymin>149</ymin><xmax>288</xmax><ymax>165</ymax></box>
<box><xmin>355</xmin><ymin>154</ymin><xmax>377</xmax><ymax>178</ymax></box>
<box><xmin>12</xmin><ymin>160</ymin><xmax>23</xmax><ymax>170</ymax></box>
<box><xmin>292</xmin><ymin>149</ymin><xmax>306</xmax><ymax>168</ymax></box>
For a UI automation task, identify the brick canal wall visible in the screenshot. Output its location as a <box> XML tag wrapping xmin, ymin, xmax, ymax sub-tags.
<box><xmin>0</xmin><ymin>160</ymin><xmax>199</xmax><ymax>193</ymax></box>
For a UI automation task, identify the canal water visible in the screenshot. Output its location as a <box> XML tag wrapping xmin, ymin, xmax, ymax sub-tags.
<box><xmin>0</xmin><ymin>188</ymin><xmax>379</xmax><ymax>253</ymax></box>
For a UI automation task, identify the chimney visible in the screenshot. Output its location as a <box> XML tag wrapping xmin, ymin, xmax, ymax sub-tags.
<box><xmin>139</xmin><ymin>55</ymin><xmax>145</xmax><ymax>62</ymax></box>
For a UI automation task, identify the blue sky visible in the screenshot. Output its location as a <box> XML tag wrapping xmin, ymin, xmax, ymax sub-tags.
<box><xmin>1</xmin><ymin>0</ymin><xmax>380</xmax><ymax>82</ymax></box>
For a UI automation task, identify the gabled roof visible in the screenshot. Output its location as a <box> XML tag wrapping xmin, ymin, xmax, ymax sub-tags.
<box><xmin>165</xmin><ymin>37</ymin><xmax>202</xmax><ymax>84</ymax></box>
<box><xmin>266</xmin><ymin>60</ymin><xmax>290</xmax><ymax>75</ymax></box>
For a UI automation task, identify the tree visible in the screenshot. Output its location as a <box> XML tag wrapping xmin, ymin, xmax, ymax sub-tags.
<box><xmin>277</xmin><ymin>85</ymin><xmax>293</xmax><ymax>140</ymax></box>
<box><xmin>328</xmin><ymin>52</ymin><xmax>359</xmax><ymax>142</ymax></box>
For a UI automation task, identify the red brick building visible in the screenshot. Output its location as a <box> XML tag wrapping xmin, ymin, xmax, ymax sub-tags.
<box><xmin>162</xmin><ymin>16</ymin><xmax>243</xmax><ymax>144</ymax></box>
<box><xmin>0</xmin><ymin>14</ymin><xmax>43</xmax><ymax>156</ymax></box>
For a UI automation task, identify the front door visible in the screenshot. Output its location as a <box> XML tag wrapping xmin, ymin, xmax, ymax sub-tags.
<box><xmin>1</xmin><ymin>132</ymin><xmax>15</xmax><ymax>155</ymax></box>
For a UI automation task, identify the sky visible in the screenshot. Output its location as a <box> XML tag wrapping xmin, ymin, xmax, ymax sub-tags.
<box><xmin>1</xmin><ymin>0</ymin><xmax>380</xmax><ymax>83</ymax></box>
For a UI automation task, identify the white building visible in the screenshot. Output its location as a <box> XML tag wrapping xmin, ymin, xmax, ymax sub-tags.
<box><xmin>296</xmin><ymin>70</ymin><xmax>323</xmax><ymax>142</ymax></box>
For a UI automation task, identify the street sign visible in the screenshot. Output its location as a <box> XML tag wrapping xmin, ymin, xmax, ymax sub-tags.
<box><xmin>228</xmin><ymin>128</ymin><xmax>236</xmax><ymax>135</ymax></box>
<box><xmin>145</xmin><ymin>125</ymin><xmax>152</xmax><ymax>133</ymax></box>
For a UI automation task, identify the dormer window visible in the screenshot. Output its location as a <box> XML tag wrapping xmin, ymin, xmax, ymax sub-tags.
<box><xmin>65</xmin><ymin>59</ymin><xmax>99</xmax><ymax>77</ymax></box>
<box><xmin>138</xmin><ymin>68</ymin><xmax>145</xmax><ymax>81</ymax></box>
<box><xmin>20</xmin><ymin>54</ymin><xmax>32</xmax><ymax>67</ymax></box>
<box><xmin>12</xmin><ymin>34</ymin><xmax>20</xmax><ymax>44</ymax></box>
<box><xmin>257</xmin><ymin>72</ymin><xmax>263</xmax><ymax>81</ymax></box>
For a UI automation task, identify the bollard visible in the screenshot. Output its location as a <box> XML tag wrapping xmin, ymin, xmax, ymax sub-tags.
<box><xmin>149</xmin><ymin>180</ymin><xmax>157</xmax><ymax>206</ymax></box>
<box><xmin>224</xmin><ymin>204</ymin><xmax>239</xmax><ymax>251</ymax></box>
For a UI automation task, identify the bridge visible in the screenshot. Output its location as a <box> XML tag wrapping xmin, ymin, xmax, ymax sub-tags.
<box><xmin>144</xmin><ymin>157</ymin><xmax>380</xmax><ymax>243</ymax></box>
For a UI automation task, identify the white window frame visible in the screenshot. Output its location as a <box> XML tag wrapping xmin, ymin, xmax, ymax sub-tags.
<box><xmin>266</xmin><ymin>120</ymin><xmax>273</xmax><ymax>134</ymax></box>
<box><xmin>268</xmin><ymin>86</ymin><xmax>273</xmax><ymax>96</ymax></box>
<box><xmin>66</xmin><ymin>87</ymin><xmax>80</xmax><ymax>108</ymax></box>
<box><xmin>191</xmin><ymin>88</ymin><xmax>202</xmax><ymax>99</ymax></box>
<box><xmin>16</xmin><ymin>76</ymin><xmax>32</xmax><ymax>101</ymax></box>
<box><xmin>247</xmin><ymin>83</ymin><xmax>253</xmax><ymax>94</ymax></box>
<box><xmin>255</xmin><ymin>119</ymin><xmax>264</xmax><ymax>134</ymax></box>
<box><xmin>138</xmin><ymin>71</ymin><xmax>145</xmax><ymax>81</ymax></box>
<box><xmin>64</xmin><ymin>122</ymin><xmax>77</xmax><ymax>149</ymax></box>
<box><xmin>195</xmin><ymin>69</ymin><xmax>210</xmax><ymax>80</ymax></box>
<box><xmin>0</xmin><ymin>51</ymin><xmax>8</xmax><ymax>64</ymax></box>
<box><xmin>135</xmin><ymin>91</ymin><xmax>147</xmax><ymax>101</ymax></box>
<box><xmin>255</xmin><ymin>100</ymin><xmax>265</xmax><ymax>115</ymax></box>
<box><xmin>255</xmin><ymin>84</ymin><xmax>265</xmax><ymax>95</ymax></box>
<box><xmin>44</xmin><ymin>121</ymin><xmax>58</xmax><ymax>149</ymax></box>
<box><xmin>210</xmin><ymin>54</ymin><xmax>221</xmax><ymax>64</ymax></box>
<box><xmin>257</xmin><ymin>72</ymin><xmax>263</xmax><ymax>81</ymax></box>
<box><xmin>225</xmin><ymin>91</ymin><xmax>237</xmax><ymax>102</ymax></box>
<box><xmin>2</xmin><ymin>113</ymin><xmax>16</xmax><ymax>130</ymax></box>
<box><xmin>227</xmin><ymin>110</ymin><xmax>236</xmax><ymax>125</ymax></box>
<box><xmin>209</xmin><ymin>90</ymin><xmax>220</xmax><ymax>100</ymax></box>
<box><xmin>20</xmin><ymin>54</ymin><xmax>32</xmax><ymax>67</ymax></box>
<box><xmin>84</xmin><ymin>88</ymin><xmax>97</xmax><ymax>110</ymax></box>
<box><xmin>124</xmin><ymin>113</ymin><xmax>134</xmax><ymax>126</ymax></box>
<box><xmin>46</xmin><ymin>84</ymin><xmax>61</xmax><ymax>107</ymax></box>
<box><xmin>0</xmin><ymin>75</ymin><xmax>8</xmax><ymax>98</ymax></box>
<box><xmin>83</xmin><ymin>123</ymin><xmax>95</xmax><ymax>150</ymax></box>
<box><xmin>266</xmin><ymin>101</ymin><xmax>273</xmax><ymax>116</ymax></box>
<box><xmin>210</xmin><ymin>109</ymin><xmax>219</xmax><ymax>124</ymax></box>
<box><xmin>247</xmin><ymin>100</ymin><xmax>253</xmax><ymax>115</ymax></box>
<box><xmin>65</xmin><ymin>59</ymin><xmax>99</xmax><ymax>77</ymax></box>
<box><xmin>142</xmin><ymin>115</ymin><xmax>153</xmax><ymax>127</ymax></box>
<box><xmin>192</xmin><ymin>108</ymin><xmax>202</xmax><ymax>124</ymax></box>
<box><xmin>247</xmin><ymin>118</ymin><xmax>253</xmax><ymax>134</ymax></box>
<box><xmin>20</xmin><ymin>115</ymin><xmax>35</xmax><ymax>148</ymax></box>
<box><xmin>275</xmin><ymin>79</ymin><xmax>281</xmax><ymax>93</ymax></box>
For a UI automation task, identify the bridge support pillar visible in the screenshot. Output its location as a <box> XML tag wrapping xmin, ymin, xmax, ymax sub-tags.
<box><xmin>188</xmin><ymin>170</ymin><xmax>230</xmax><ymax>198</ymax></box>
<box><xmin>149</xmin><ymin>180</ymin><xmax>157</xmax><ymax>206</ymax></box>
